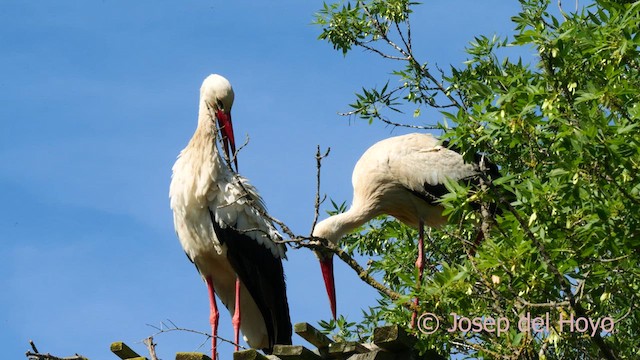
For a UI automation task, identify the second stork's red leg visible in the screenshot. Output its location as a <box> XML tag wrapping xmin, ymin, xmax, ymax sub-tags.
<box><xmin>411</xmin><ymin>221</ymin><xmax>425</xmax><ymax>328</ymax></box>
<box><xmin>205</xmin><ymin>276</ymin><xmax>219</xmax><ymax>360</ymax></box>
<box><xmin>232</xmin><ymin>277</ymin><xmax>241</xmax><ymax>352</ymax></box>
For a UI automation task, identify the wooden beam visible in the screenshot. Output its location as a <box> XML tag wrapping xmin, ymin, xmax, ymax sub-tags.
<box><xmin>348</xmin><ymin>350</ymin><xmax>395</xmax><ymax>360</ymax></box>
<box><xmin>233</xmin><ymin>349</ymin><xmax>269</xmax><ymax>360</ymax></box>
<box><xmin>293</xmin><ymin>322</ymin><xmax>334</xmax><ymax>349</ymax></box>
<box><xmin>272</xmin><ymin>345</ymin><xmax>322</xmax><ymax>360</ymax></box>
<box><xmin>328</xmin><ymin>341</ymin><xmax>369</xmax><ymax>357</ymax></box>
<box><xmin>110</xmin><ymin>342</ymin><xmax>146</xmax><ymax>360</ymax></box>
<box><xmin>175</xmin><ymin>352</ymin><xmax>212</xmax><ymax>360</ymax></box>
<box><xmin>373</xmin><ymin>325</ymin><xmax>415</xmax><ymax>352</ymax></box>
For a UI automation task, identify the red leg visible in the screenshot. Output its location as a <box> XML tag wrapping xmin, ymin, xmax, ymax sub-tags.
<box><xmin>232</xmin><ymin>277</ymin><xmax>241</xmax><ymax>352</ymax></box>
<box><xmin>411</xmin><ymin>221</ymin><xmax>425</xmax><ymax>328</ymax></box>
<box><xmin>205</xmin><ymin>276</ymin><xmax>219</xmax><ymax>360</ymax></box>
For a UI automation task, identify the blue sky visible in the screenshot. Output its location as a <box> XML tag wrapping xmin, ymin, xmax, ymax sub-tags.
<box><xmin>1</xmin><ymin>1</ymin><xmax>533</xmax><ymax>359</ymax></box>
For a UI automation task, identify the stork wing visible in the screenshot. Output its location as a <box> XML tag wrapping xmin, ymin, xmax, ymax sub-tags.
<box><xmin>209</xmin><ymin>174</ymin><xmax>292</xmax><ymax>351</ymax></box>
<box><xmin>211</xmin><ymin>219</ymin><xmax>292</xmax><ymax>351</ymax></box>
<box><xmin>391</xmin><ymin>135</ymin><xmax>501</xmax><ymax>212</ymax></box>
<box><xmin>368</xmin><ymin>134</ymin><xmax>476</xmax><ymax>203</ymax></box>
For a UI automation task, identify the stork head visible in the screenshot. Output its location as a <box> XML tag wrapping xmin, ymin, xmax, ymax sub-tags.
<box><xmin>312</xmin><ymin>221</ymin><xmax>341</xmax><ymax>320</ymax></box>
<box><xmin>200</xmin><ymin>74</ymin><xmax>237</xmax><ymax>170</ymax></box>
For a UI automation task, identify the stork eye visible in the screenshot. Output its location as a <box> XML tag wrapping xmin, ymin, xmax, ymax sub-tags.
<box><xmin>216</xmin><ymin>99</ymin><xmax>225</xmax><ymax>112</ymax></box>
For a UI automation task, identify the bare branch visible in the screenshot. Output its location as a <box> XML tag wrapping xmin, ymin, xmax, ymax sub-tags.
<box><xmin>448</xmin><ymin>339</ymin><xmax>504</xmax><ymax>359</ymax></box>
<box><xmin>337</xmin><ymin>110</ymin><xmax>440</xmax><ymax>130</ymax></box>
<box><xmin>311</xmin><ymin>146</ymin><xmax>331</xmax><ymax>235</ymax></box>
<box><xmin>361</xmin><ymin>4</ymin><xmax>410</xmax><ymax>59</ymax></box>
<box><xmin>599</xmin><ymin>254</ymin><xmax>630</xmax><ymax>263</ymax></box>
<box><xmin>29</xmin><ymin>340</ymin><xmax>39</xmax><ymax>354</ymax></box>
<box><xmin>355</xmin><ymin>40</ymin><xmax>409</xmax><ymax>60</ymax></box>
<box><xmin>25</xmin><ymin>341</ymin><xmax>87</xmax><ymax>360</ymax></box>
<box><xmin>517</xmin><ymin>298</ymin><xmax>571</xmax><ymax>308</ymax></box>
<box><xmin>143</xmin><ymin>337</ymin><xmax>159</xmax><ymax>360</ymax></box>
<box><xmin>26</xmin><ymin>353</ymin><xmax>87</xmax><ymax>360</ymax></box>
<box><xmin>558</xmin><ymin>0</ymin><xmax>568</xmax><ymax>20</ymax></box>
<box><xmin>204</xmin><ymin>100</ymin><xmax>249</xmax><ymax>170</ymax></box>
<box><xmin>285</xmin><ymin>236</ymin><xmax>405</xmax><ymax>304</ymax></box>
<box><xmin>378</xmin><ymin>116</ymin><xmax>440</xmax><ymax>130</ymax></box>
<box><xmin>145</xmin><ymin>320</ymin><xmax>246</xmax><ymax>352</ymax></box>
<box><xmin>395</xmin><ymin>21</ymin><xmax>410</xmax><ymax>55</ymax></box>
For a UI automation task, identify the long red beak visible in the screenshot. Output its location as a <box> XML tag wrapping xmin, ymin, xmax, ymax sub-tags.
<box><xmin>216</xmin><ymin>109</ymin><xmax>237</xmax><ymax>171</ymax></box>
<box><xmin>320</xmin><ymin>256</ymin><xmax>337</xmax><ymax>319</ymax></box>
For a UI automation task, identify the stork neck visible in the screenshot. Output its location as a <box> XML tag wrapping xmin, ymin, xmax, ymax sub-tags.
<box><xmin>313</xmin><ymin>205</ymin><xmax>373</xmax><ymax>245</ymax></box>
<box><xmin>197</xmin><ymin>98</ymin><xmax>216</xmax><ymax>130</ymax></box>
<box><xmin>188</xmin><ymin>98</ymin><xmax>219</xmax><ymax>154</ymax></box>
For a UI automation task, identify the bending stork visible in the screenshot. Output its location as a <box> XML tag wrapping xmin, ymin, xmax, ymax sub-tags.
<box><xmin>170</xmin><ymin>74</ymin><xmax>292</xmax><ymax>358</ymax></box>
<box><xmin>312</xmin><ymin>133</ymin><xmax>499</xmax><ymax>323</ymax></box>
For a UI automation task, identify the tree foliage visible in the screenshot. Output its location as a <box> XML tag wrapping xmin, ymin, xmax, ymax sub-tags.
<box><xmin>313</xmin><ymin>1</ymin><xmax>639</xmax><ymax>359</ymax></box>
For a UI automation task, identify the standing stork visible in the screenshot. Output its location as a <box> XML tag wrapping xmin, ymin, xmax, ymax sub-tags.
<box><xmin>170</xmin><ymin>74</ymin><xmax>292</xmax><ymax>358</ymax></box>
<box><xmin>312</xmin><ymin>133</ymin><xmax>499</xmax><ymax>323</ymax></box>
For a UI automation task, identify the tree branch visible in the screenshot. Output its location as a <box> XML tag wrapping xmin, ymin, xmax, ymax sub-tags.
<box><xmin>503</xmin><ymin>201</ymin><xmax>619</xmax><ymax>360</ymax></box>
<box><xmin>310</xmin><ymin>146</ymin><xmax>331</xmax><ymax>235</ymax></box>
<box><xmin>286</xmin><ymin>236</ymin><xmax>403</xmax><ymax>302</ymax></box>
<box><xmin>146</xmin><ymin>320</ymin><xmax>246</xmax><ymax>352</ymax></box>
<box><xmin>25</xmin><ymin>341</ymin><xmax>87</xmax><ymax>360</ymax></box>
<box><xmin>517</xmin><ymin>298</ymin><xmax>571</xmax><ymax>308</ymax></box>
<box><xmin>143</xmin><ymin>337</ymin><xmax>159</xmax><ymax>360</ymax></box>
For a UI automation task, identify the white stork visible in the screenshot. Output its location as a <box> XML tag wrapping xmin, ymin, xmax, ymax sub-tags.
<box><xmin>169</xmin><ymin>74</ymin><xmax>292</xmax><ymax>358</ymax></box>
<box><xmin>312</xmin><ymin>133</ymin><xmax>499</xmax><ymax>323</ymax></box>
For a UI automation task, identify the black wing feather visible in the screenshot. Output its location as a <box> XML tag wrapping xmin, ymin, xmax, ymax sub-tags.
<box><xmin>211</xmin><ymin>214</ymin><xmax>292</xmax><ymax>353</ymax></box>
<box><xmin>410</xmin><ymin>143</ymin><xmax>503</xmax><ymax>215</ymax></box>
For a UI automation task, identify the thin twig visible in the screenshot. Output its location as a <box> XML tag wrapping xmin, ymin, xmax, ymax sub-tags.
<box><xmin>337</xmin><ymin>110</ymin><xmax>440</xmax><ymax>130</ymax></box>
<box><xmin>406</xmin><ymin>10</ymin><xmax>413</xmax><ymax>53</ymax></box>
<box><xmin>518</xmin><ymin>298</ymin><xmax>571</xmax><ymax>308</ymax></box>
<box><xmin>361</xmin><ymin>4</ymin><xmax>410</xmax><ymax>58</ymax></box>
<box><xmin>26</xmin><ymin>352</ymin><xmax>87</xmax><ymax>360</ymax></box>
<box><xmin>378</xmin><ymin>116</ymin><xmax>440</xmax><ymax>129</ymax></box>
<box><xmin>204</xmin><ymin>100</ymin><xmax>249</xmax><ymax>170</ymax></box>
<box><xmin>145</xmin><ymin>320</ymin><xmax>247</xmax><ymax>352</ymax></box>
<box><xmin>355</xmin><ymin>41</ymin><xmax>409</xmax><ymax>60</ymax></box>
<box><xmin>449</xmin><ymin>339</ymin><xmax>506</xmax><ymax>359</ymax></box>
<box><xmin>558</xmin><ymin>0</ymin><xmax>568</xmax><ymax>20</ymax></box>
<box><xmin>29</xmin><ymin>340</ymin><xmax>39</xmax><ymax>354</ymax></box>
<box><xmin>26</xmin><ymin>353</ymin><xmax>86</xmax><ymax>360</ymax></box>
<box><xmin>288</xmin><ymin>235</ymin><xmax>405</xmax><ymax>303</ymax></box>
<box><xmin>25</xmin><ymin>341</ymin><xmax>87</xmax><ymax>360</ymax></box>
<box><xmin>310</xmin><ymin>145</ymin><xmax>331</xmax><ymax>234</ymax></box>
<box><xmin>395</xmin><ymin>21</ymin><xmax>410</xmax><ymax>55</ymax></box>
<box><xmin>599</xmin><ymin>254</ymin><xmax>630</xmax><ymax>263</ymax></box>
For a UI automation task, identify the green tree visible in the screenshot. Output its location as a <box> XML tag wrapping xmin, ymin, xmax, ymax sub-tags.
<box><xmin>312</xmin><ymin>1</ymin><xmax>639</xmax><ymax>359</ymax></box>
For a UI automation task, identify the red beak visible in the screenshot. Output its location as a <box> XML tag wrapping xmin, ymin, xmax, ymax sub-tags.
<box><xmin>320</xmin><ymin>256</ymin><xmax>337</xmax><ymax>319</ymax></box>
<box><xmin>216</xmin><ymin>109</ymin><xmax>237</xmax><ymax>171</ymax></box>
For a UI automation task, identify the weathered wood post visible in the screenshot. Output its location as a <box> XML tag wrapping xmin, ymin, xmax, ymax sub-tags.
<box><xmin>110</xmin><ymin>341</ymin><xmax>146</xmax><ymax>360</ymax></box>
<box><xmin>113</xmin><ymin>323</ymin><xmax>445</xmax><ymax>360</ymax></box>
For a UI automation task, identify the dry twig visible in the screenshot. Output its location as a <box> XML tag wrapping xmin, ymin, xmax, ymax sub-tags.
<box><xmin>25</xmin><ymin>341</ymin><xmax>87</xmax><ymax>360</ymax></box>
<box><xmin>145</xmin><ymin>320</ymin><xmax>246</xmax><ymax>353</ymax></box>
<box><xmin>310</xmin><ymin>145</ymin><xmax>331</xmax><ymax>234</ymax></box>
<box><xmin>143</xmin><ymin>336</ymin><xmax>159</xmax><ymax>360</ymax></box>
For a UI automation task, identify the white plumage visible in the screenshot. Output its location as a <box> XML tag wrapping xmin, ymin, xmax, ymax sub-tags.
<box><xmin>312</xmin><ymin>133</ymin><xmax>497</xmax><ymax>320</ymax></box>
<box><xmin>170</xmin><ymin>74</ymin><xmax>291</xmax><ymax>357</ymax></box>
